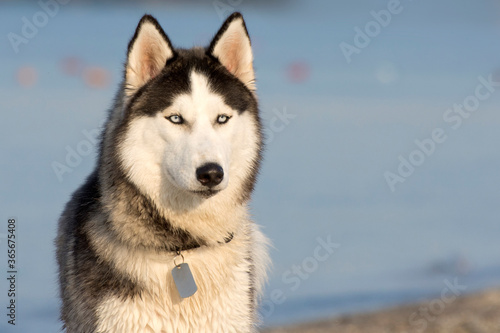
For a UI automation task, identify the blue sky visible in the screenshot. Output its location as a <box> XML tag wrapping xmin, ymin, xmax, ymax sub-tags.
<box><xmin>1</xmin><ymin>0</ymin><xmax>500</xmax><ymax>330</ymax></box>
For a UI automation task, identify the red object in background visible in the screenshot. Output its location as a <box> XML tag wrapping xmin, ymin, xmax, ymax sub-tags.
<box><xmin>60</xmin><ymin>56</ymin><xmax>85</xmax><ymax>76</ymax></box>
<box><xmin>16</xmin><ymin>66</ymin><xmax>38</xmax><ymax>87</ymax></box>
<box><xmin>83</xmin><ymin>66</ymin><xmax>111</xmax><ymax>89</ymax></box>
<box><xmin>286</xmin><ymin>60</ymin><xmax>310</xmax><ymax>83</ymax></box>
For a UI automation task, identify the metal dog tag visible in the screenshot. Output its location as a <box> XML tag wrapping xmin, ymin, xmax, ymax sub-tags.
<box><xmin>172</xmin><ymin>263</ymin><xmax>197</xmax><ymax>298</ymax></box>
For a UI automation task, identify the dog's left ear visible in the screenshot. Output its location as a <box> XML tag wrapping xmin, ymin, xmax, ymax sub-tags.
<box><xmin>208</xmin><ymin>13</ymin><xmax>255</xmax><ymax>91</ymax></box>
<box><xmin>125</xmin><ymin>15</ymin><xmax>175</xmax><ymax>97</ymax></box>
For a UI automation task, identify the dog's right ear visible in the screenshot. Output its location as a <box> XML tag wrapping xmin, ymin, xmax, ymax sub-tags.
<box><xmin>125</xmin><ymin>15</ymin><xmax>175</xmax><ymax>97</ymax></box>
<box><xmin>208</xmin><ymin>13</ymin><xmax>255</xmax><ymax>92</ymax></box>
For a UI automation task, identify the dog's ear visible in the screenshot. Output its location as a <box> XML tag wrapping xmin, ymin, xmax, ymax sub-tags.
<box><xmin>125</xmin><ymin>15</ymin><xmax>175</xmax><ymax>97</ymax></box>
<box><xmin>208</xmin><ymin>13</ymin><xmax>255</xmax><ymax>91</ymax></box>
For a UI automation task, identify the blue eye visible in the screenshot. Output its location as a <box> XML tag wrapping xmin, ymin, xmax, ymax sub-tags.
<box><xmin>167</xmin><ymin>114</ymin><xmax>184</xmax><ymax>124</ymax></box>
<box><xmin>217</xmin><ymin>114</ymin><xmax>231</xmax><ymax>124</ymax></box>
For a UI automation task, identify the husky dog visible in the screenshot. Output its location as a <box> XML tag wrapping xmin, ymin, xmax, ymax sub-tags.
<box><xmin>56</xmin><ymin>13</ymin><xmax>268</xmax><ymax>333</ymax></box>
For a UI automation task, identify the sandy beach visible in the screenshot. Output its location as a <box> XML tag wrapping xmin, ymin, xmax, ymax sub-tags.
<box><xmin>262</xmin><ymin>289</ymin><xmax>500</xmax><ymax>333</ymax></box>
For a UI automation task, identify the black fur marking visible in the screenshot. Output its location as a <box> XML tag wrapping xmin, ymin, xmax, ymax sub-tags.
<box><xmin>56</xmin><ymin>172</ymin><xmax>143</xmax><ymax>332</ymax></box>
<box><xmin>115</xmin><ymin>175</ymin><xmax>206</xmax><ymax>252</ymax></box>
<box><xmin>246</xmin><ymin>254</ymin><xmax>257</xmax><ymax>318</ymax></box>
<box><xmin>222</xmin><ymin>232</ymin><xmax>234</xmax><ymax>244</ymax></box>
<box><xmin>125</xmin><ymin>50</ymin><xmax>254</xmax><ymax>120</ymax></box>
<box><xmin>204</xmin><ymin>62</ymin><xmax>253</xmax><ymax>113</ymax></box>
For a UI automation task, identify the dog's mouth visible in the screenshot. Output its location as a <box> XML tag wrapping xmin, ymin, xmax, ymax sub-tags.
<box><xmin>164</xmin><ymin>169</ymin><xmax>224</xmax><ymax>198</ymax></box>
<box><xmin>191</xmin><ymin>189</ymin><xmax>221</xmax><ymax>198</ymax></box>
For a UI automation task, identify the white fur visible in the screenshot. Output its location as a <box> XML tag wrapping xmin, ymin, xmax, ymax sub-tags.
<box><xmin>90</xmin><ymin>218</ymin><xmax>268</xmax><ymax>333</ymax></box>
<box><xmin>95</xmin><ymin>15</ymin><xmax>268</xmax><ymax>333</ymax></box>
<box><xmin>119</xmin><ymin>71</ymin><xmax>260</xmax><ymax>243</ymax></box>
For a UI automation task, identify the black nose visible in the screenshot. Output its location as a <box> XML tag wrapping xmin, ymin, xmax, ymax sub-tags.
<box><xmin>196</xmin><ymin>163</ymin><xmax>224</xmax><ymax>188</ymax></box>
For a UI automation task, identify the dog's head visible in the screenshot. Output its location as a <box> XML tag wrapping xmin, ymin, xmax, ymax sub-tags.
<box><xmin>114</xmin><ymin>13</ymin><xmax>262</xmax><ymax>206</ymax></box>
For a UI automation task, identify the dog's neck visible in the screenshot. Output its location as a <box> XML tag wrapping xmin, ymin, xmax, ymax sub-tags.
<box><xmin>99</xmin><ymin>172</ymin><xmax>240</xmax><ymax>252</ymax></box>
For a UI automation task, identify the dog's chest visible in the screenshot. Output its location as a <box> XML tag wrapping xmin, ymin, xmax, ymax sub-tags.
<box><xmin>96</xmin><ymin>242</ymin><xmax>254</xmax><ymax>332</ymax></box>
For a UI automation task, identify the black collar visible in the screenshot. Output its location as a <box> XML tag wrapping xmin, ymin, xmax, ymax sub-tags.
<box><xmin>175</xmin><ymin>232</ymin><xmax>234</xmax><ymax>252</ymax></box>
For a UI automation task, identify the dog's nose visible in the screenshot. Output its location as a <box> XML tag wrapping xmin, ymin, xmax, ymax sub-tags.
<box><xmin>196</xmin><ymin>163</ymin><xmax>224</xmax><ymax>188</ymax></box>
